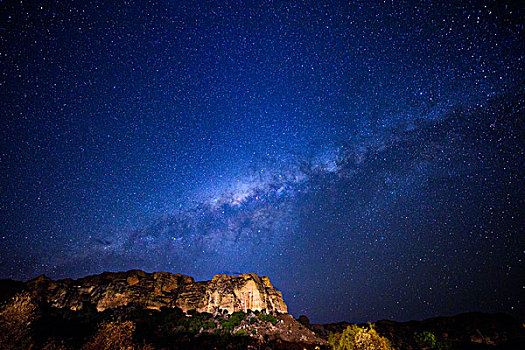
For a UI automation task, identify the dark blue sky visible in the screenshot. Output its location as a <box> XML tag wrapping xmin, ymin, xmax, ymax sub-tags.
<box><xmin>1</xmin><ymin>0</ymin><xmax>523</xmax><ymax>323</ymax></box>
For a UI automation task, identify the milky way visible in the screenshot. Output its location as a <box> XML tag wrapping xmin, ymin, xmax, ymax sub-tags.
<box><xmin>1</xmin><ymin>1</ymin><xmax>523</xmax><ymax>323</ymax></box>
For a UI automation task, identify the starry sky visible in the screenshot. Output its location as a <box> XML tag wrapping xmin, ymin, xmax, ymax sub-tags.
<box><xmin>1</xmin><ymin>0</ymin><xmax>524</xmax><ymax>323</ymax></box>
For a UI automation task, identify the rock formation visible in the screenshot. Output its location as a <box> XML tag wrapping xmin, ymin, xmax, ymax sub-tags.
<box><xmin>23</xmin><ymin>270</ymin><xmax>288</xmax><ymax>314</ymax></box>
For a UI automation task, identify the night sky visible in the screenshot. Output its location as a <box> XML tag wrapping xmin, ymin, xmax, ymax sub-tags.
<box><xmin>1</xmin><ymin>0</ymin><xmax>524</xmax><ymax>323</ymax></box>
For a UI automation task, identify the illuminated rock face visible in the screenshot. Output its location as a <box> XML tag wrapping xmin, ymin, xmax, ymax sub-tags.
<box><xmin>202</xmin><ymin>273</ymin><xmax>287</xmax><ymax>314</ymax></box>
<box><xmin>25</xmin><ymin>270</ymin><xmax>287</xmax><ymax>315</ymax></box>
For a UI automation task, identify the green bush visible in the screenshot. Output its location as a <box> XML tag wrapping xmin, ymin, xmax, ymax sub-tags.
<box><xmin>251</xmin><ymin>329</ymin><xmax>256</xmax><ymax>335</ymax></box>
<box><xmin>230</xmin><ymin>311</ymin><xmax>246</xmax><ymax>325</ymax></box>
<box><xmin>328</xmin><ymin>324</ymin><xmax>392</xmax><ymax>350</ymax></box>
<box><xmin>234</xmin><ymin>329</ymin><xmax>247</xmax><ymax>336</ymax></box>
<box><xmin>203</xmin><ymin>321</ymin><xmax>216</xmax><ymax>330</ymax></box>
<box><xmin>258</xmin><ymin>313</ymin><xmax>277</xmax><ymax>326</ymax></box>
<box><xmin>414</xmin><ymin>331</ymin><xmax>450</xmax><ymax>350</ymax></box>
<box><xmin>219</xmin><ymin>318</ymin><xmax>235</xmax><ymax>333</ymax></box>
<box><xmin>183</xmin><ymin>317</ymin><xmax>204</xmax><ymax>334</ymax></box>
<box><xmin>414</xmin><ymin>331</ymin><xmax>437</xmax><ymax>348</ymax></box>
<box><xmin>216</xmin><ymin>311</ymin><xmax>246</xmax><ymax>334</ymax></box>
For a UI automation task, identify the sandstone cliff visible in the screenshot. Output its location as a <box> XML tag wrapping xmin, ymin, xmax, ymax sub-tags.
<box><xmin>24</xmin><ymin>270</ymin><xmax>288</xmax><ymax>315</ymax></box>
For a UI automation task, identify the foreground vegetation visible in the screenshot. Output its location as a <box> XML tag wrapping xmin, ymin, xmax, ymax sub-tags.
<box><xmin>327</xmin><ymin>325</ymin><xmax>452</xmax><ymax>350</ymax></box>
<box><xmin>1</xmin><ymin>290</ymin><xmax>523</xmax><ymax>349</ymax></box>
<box><xmin>0</xmin><ymin>291</ymin><xmax>294</xmax><ymax>349</ymax></box>
<box><xmin>328</xmin><ymin>324</ymin><xmax>392</xmax><ymax>350</ymax></box>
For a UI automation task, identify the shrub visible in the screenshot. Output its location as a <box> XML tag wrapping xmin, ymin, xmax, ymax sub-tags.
<box><xmin>82</xmin><ymin>320</ymin><xmax>136</xmax><ymax>350</ymax></box>
<box><xmin>230</xmin><ymin>311</ymin><xmax>246</xmax><ymax>325</ymax></box>
<box><xmin>203</xmin><ymin>321</ymin><xmax>216</xmax><ymax>330</ymax></box>
<box><xmin>414</xmin><ymin>331</ymin><xmax>437</xmax><ymax>349</ymax></box>
<box><xmin>0</xmin><ymin>291</ymin><xmax>38</xmax><ymax>349</ymax></box>
<box><xmin>251</xmin><ymin>329</ymin><xmax>257</xmax><ymax>335</ymax></box>
<box><xmin>217</xmin><ymin>311</ymin><xmax>246</xmax><ymax>333</ymax></box>
<box><xmin>185</xmin><ymin>318</ymin><xmax>203</xmax><ymax>333</ymax></box>
<box><xmin>328</xmin><ymin>324</ymin><xmax>392</xmax><ymax>350</ymax></box>
<box><xmin>219</xmin><ymin>318</ymin><xmax>235</xmax><ymax>333</ymax></box>
<box><xmin>414</xmin><ymin>331</ymin><xmax>450</xmax><ymax>350</ymax></box>
<box><xmin>258</xmin><ymin>313</ymin><xmax>277</xmax><ymax>326</ymax></box>
<box><xmin>234</xmin><ymin>329</ymin><xmax>247</xmax><ymax>336</ymax></box>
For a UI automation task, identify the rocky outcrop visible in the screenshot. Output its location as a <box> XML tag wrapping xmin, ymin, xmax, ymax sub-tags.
<box><xmin>23</xmin><ymin>270</ymin><xmax>288</xmax><ymax>315</ymax></box>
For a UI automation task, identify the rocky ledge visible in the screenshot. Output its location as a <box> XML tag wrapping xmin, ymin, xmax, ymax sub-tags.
<box><xmin>24</xmin><ymin>270</ymin><xmax>288</xmax><ymax>315</ymax></box>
